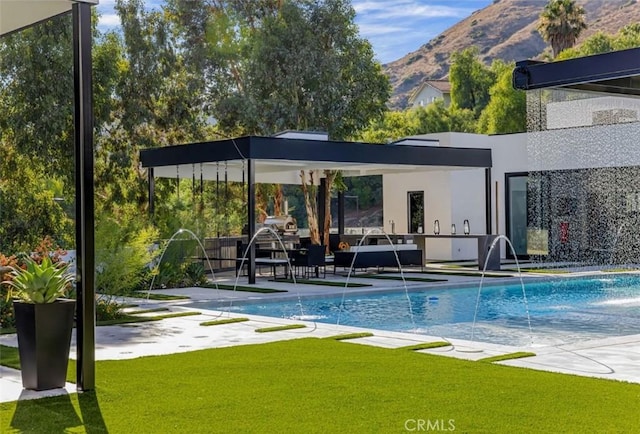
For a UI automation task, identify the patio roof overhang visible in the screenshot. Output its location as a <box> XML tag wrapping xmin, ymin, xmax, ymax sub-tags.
<box><xmin>141</xmin><ymin>135</ymin><xmax>494</xmax><ymax>284</ymax></box>
<box><xmin>0</xmin><ymin>0</ymin><xmax>98</xmax><ymax>36</ymax></box>
<box><xmin>1</xmin><ymin>0</ymin><xmax>98</xmax><ymax>390</ymax></box>
<box><xmin>140</xmin><ymin>135</ymin><xmax>493</xmax><ymax>184</ymax></box>
<box><xmin>512</xmin><ymin>46</ymin><xmax>640</xmax><ymax>95</ymax></box>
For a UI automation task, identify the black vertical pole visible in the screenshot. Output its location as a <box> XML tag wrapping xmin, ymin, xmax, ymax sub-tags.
<box><xmin>318</xmin><ymin>178</ymin><xmax>326</xmax><ymax>244</ymax></box>
<box><xmin>73</xmin><ymin>2</ymin><xmax>95</xmax><ymax>391</ymax></box>
<box><xmin>247</xmin><ymin>158</ymin><xmax>256</xmax><ymax>284</ymax></box>
<box><xmin>485</xmin><ymin>168</ymin><xmax>492</xmax><ymax>235</ymax></box>
<box><xmin>148</xmin><ymin>168</ymin><xmax>155</xmax><ymax>217</ymax></box>
<box><xmin>338</xmin><ymin>191</ymin><xmax>345</xmax><ymax>235</ymax></box>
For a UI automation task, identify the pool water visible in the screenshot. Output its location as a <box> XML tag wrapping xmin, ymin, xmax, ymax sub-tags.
<box><xmin>192</xmin><ymin>275</ymin><xmax>640</xmax><ymax>346</ymax></box>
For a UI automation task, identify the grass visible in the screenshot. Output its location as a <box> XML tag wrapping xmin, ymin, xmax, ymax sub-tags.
<box><xmin>503</xmin><ymin>268</ymin><xmax>570</xmax><ymax>274</ymax></box>
<box><xmin>132</xmin><ymin>292</ymin><xmax>190</xmax><ymax>300</ymax></box>
<box><xmin>396</xmin><ymin>342</ymin><xmax>452</xmax><ymax>351</ymax></box>
<box><xmin>1</xmin><ymin>338</ymin><xmax>639</xmax><ymax>433</ymax></box>
<box><xmin>96</xmin><ymin>311</ymin><xmax>200</xmax><ymax>326</ymax></box>
<box><xmin>421</xmin><ymin>269</ymin><xmax>511</xmax><ymax>278</ymax></box>
<box><xmin>269</xmin><ymin>278</ymin><xmax>371</xmax><ymax>287</ymax></box>
<box><xmin>325</xmin><ymin>332</ymin><xmax>374</xmax><ymax>340</ymax></box>
<box><xmin>0</xmin><ymin>344</ymin><xmax>21</xmax><ymax>371</ymax></box>
<box><xmin>254</xmin><ymin>324</ymin><xmax>306</xmax><ymax>333</ymax></box>
<box><xmin>201</xmin><ymin>283</ymin><xmax>288</xmax><ymax>293</ymax></box>
<box><xmin>357</xmin><ymin>274</ymin><xmax>447</xmax><ymax>283</ymax></box>
<box><xmin>478</xmin><ymin>352</ymin><xmax>537</xmax><ymax>363</ymax></box>
<box><xmin>200</xmin><ymin>317</ymin><xmax>249</xmax><ymax>326</ymax></box>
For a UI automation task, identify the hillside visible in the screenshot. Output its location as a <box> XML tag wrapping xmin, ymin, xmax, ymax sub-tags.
<box><xmin>384</xmin><ymin>0</ymin><xmax>640</xmax><ymax>108</ymax></box>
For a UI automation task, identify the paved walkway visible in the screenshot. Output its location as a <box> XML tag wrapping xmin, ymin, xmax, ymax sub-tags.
<box><xmin>2</xmin><ymin>269</ymin><xmax>640</xmax><ymax>403</ymax></box>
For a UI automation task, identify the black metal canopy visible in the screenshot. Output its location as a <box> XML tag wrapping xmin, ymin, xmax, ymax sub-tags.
<box><xmin>140</xmin><ymin>135</ymin><xmax>493</xmax><ymax>283</ymax></box>
<box><xmin>513</xmin><ymin>46</ymin><xmax>640</xmax><ymax>95</ymax></box>
<box><xmin>140</xmin><ymin>135</ymin><xmax>492</xmax><ymax>184</ymax></box>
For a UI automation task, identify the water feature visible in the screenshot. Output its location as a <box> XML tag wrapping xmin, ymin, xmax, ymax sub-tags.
<box><xmin>232</xmin><ymin>226</ymin><xmax>305</xmax><ymax>319</ymax></box>
<box><xmin>147</xmin><ymin>228</ymin><xmax>218</xmax><ymax>300</ymax></box>
<box><xmin>337</xmin><ymin>229</ymin><xmax>416</xmax><ymax>331</ymax></box>
<box><xmin>188</xmin><ymin>273</ymin><xmax>640</xmax><ymax>347</ymax></box>
<box><xmin>464</xmin><ymin>235</ymin><xmax>532</xmax><ymax>351</ymax></box>
<box><xmin>609</xmin><ymin>222</ymin><xmax>626</xmax><ymax>265</ymax></box>
<box><xmin>525</xmin><ymin>87</ymin><xmax>640</xmax><ymax>268</ymax></box>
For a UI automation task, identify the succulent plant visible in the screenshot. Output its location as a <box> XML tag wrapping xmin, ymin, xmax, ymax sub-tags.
<box><xmin>3</xmin><ymin>256</ymin><xmax>74</xmax><ymax>304</ymax></box>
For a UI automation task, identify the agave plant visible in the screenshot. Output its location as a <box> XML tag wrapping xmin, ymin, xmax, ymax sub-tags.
<box><xmin>3</xmin><ymin>256</ymin><xmax>74</xmax><ymax>304</ymax></box>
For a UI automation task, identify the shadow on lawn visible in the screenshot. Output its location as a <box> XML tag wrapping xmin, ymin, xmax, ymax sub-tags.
<box><xmin>10</xmin><ymin>390</ymin><xmax>108</xmax><ymax>433</ymax></box>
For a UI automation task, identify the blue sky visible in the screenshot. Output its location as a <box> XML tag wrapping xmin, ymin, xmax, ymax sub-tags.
<box><xmin>96</xmin><ymin>0</ymin><xmax>493</xmax><ymax>64</ymax></box>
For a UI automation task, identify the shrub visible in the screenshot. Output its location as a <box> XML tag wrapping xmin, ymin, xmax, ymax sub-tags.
<box><xmin>96</xmin><ymin>298</ymin><xmax>125</xmax><ymax>321</ymax></box>
<box><xmin>182</xmin><ymin>262</ymin><xmax>207</xmax><ymax>287</ymax></box>
<box><xmin>95</xmin><ymin>218</ymin><xmax>159</xmax><ymax>297</ymax></box>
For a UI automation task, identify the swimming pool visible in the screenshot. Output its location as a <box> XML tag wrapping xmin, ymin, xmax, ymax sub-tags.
<box><xmin>191</xmin><ymin>275</ymin><xmax>640</xmax><ymax>346</ymax></box>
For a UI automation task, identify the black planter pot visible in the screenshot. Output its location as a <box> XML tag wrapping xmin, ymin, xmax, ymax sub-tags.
<box><xmin>13</xmin><ymin>299</ymin><xmax>75</xmax><ymax>391</ymax></box>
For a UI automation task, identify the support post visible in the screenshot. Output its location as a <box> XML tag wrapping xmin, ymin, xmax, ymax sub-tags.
<box><xmin>318</xmin><ymin>178</ymin><xmax>326</xmax><ymax>243</ymax></box>
<box><xmin>485</xmin><ymin>168</ymin><xmax>492</xmax><ymax>235</ymax></box>
<box><xmin>247</xmin><ymin>159</ymin><xmax>256</xmax><ymax>284</ymax></box>
<box><xmin>338</xmin><ymin>191</ymin><xmax>345</xmax><ymax>235</ymax></box>
<box><xmin>73</xmin><ymin>2</ymin><xmax>95</xmax><ymax>391</ymax></box>
<box><xmin>148</xmin><ymin>167</ymin><xmax>155</xmax><ymax>217</ymax></box>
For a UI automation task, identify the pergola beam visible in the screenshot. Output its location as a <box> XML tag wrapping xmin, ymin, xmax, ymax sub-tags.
<box><xmin>513</xmin><ymin>47</ymin><xmax>640</xmax><ymax>95</ymax></box>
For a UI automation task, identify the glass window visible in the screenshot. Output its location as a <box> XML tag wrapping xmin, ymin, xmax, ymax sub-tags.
<box><xmin>407</xmin><ymin>191</ymin><xmax>424</xmax><ymax>234</ymax></box>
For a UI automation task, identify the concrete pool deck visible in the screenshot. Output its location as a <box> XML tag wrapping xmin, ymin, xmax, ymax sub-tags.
<box><xmin>2</xmin><ymin>268</ymin><xmax>640</xmax><ymax>403</ymax></box>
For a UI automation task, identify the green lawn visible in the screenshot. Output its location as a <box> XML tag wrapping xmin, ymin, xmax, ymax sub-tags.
<box><xmin>1</xmin><ymin>338</ymin><xmax>639</xmax><ymax>433</ymax></box>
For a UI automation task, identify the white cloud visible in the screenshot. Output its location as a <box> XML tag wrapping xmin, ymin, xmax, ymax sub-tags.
<box><xmin>353</xmin><ymin>0</ymin><xmax>488</xmax><ymax>63</ymax></box>
<box><xmin>98</xmin><ymin>13</ymin><xmax>120</xmax><ymax>28</ymax></box>
<box><xmin>353</xmin><ymin>0</ymin><xmax>473</xmax><ymax>20</ymax></box>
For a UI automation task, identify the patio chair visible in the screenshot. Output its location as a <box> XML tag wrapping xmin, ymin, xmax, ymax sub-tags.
<box><xmin>292</xmin><ymin>244</ymin><xmax>326</xmax><ymax>279</ymax></box>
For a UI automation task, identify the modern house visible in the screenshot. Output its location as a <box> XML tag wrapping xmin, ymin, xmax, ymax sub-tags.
<box><xmin>384</xmin><ymin>90</ymin><xmax>640</xmax><ymax>263</ymax></box>
<box><xmin>407</xmin><ymin>80</ymin><xmax>451</xmax><ymax>108</ymax></box>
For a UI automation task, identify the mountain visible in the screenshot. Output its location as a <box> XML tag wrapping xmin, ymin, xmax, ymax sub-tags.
<box><xmin>384</xmin><ymin>0</ymin><xmax>640</xmax><ymax>108</ymax></box>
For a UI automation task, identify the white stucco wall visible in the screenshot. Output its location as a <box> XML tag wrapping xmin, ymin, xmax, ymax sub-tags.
<box><xmin>383</xmin><ymin>132</ymin><xmax>529</xmax><ymax>261</ymax></box>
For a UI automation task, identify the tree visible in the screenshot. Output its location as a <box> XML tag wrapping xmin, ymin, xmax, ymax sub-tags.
<box><xmin>0</xmin><ymin>136</ymin><xmax>72</xmax><ymax>252</ymax></box>
<box><xmin>355</xmin><ymin>109</ymin><xmax>418</xmax><ymax>144</ymax></box>
<box><xmin>557</xmin><ymin>24</ymin><xmax>640</xmax><ymax>59</ymax></box>
<box><xmin>477</xmin><ymin>61</ymin><xmax>526</xmax><ymax>134</ymax></box>
<box><xmin>413</xmin><ymin>100</ymin><xmax>476</xmax><ymax>134</ymax></box>
<box><xmin>537</xmin><ymin>0</ymin><xmax>587</xmax><ymax>58</ymax></box>
<box><xmin>177</xmin><ymin>0</ymin><xmax>390</xmax><ymax>243</ymax></box>
<box><xmin>0</xmin><ymin>10</ymin><xmax>128</xmax><ymax>250</ymax></box>
<box><xmin>449</xmin><ymin>47</ymin><xmax>495</xmax><ymax>117</ymax></box>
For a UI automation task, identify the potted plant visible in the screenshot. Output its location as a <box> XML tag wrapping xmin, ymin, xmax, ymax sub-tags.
<box><xmin>3</xmin><ymin>255</ymin><xmax>75</xmax><ymax>390</ymax></box>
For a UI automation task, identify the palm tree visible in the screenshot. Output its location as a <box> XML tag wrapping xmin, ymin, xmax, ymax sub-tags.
<box><xmin>537</xmin><ymin>0</ymin><xmax>587</xmax><ymax>58</ymax></box>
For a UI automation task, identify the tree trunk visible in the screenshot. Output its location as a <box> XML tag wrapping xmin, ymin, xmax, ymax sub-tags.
<box><xmin>322</xmin><ymin>170</ymin><xmax>338</xmax><ymax>255</ymax></box>
<box><xmin>255</xmin><ymin>184</ymin><xmax>269</xmax><ymax>223</ymax></box>
<box><xmin>300</xmin><ymin>170</ymin><xmax>320</xmax><ymax>245</ymax></box>
<box><xmin>274</xmin><ymin>184</ymin><xmax>284</xmax><ymax>216</ymax></box>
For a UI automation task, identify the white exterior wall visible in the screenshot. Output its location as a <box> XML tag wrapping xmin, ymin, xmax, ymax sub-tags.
<box><xmin>450</xmin><ymin>169</ymin><xmax>486</xmax><ymax>259</ymax></box>
<box><xmin>383</xmin><ymin>132</ymin><xmax>529</xmax><ymax>261</ymax></box>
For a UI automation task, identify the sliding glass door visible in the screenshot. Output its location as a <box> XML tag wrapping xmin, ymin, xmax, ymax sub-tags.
<box><xmin>505</xmin><ymin>174</ymin><xmax>528</xmax><ymax>258</ymax></box>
